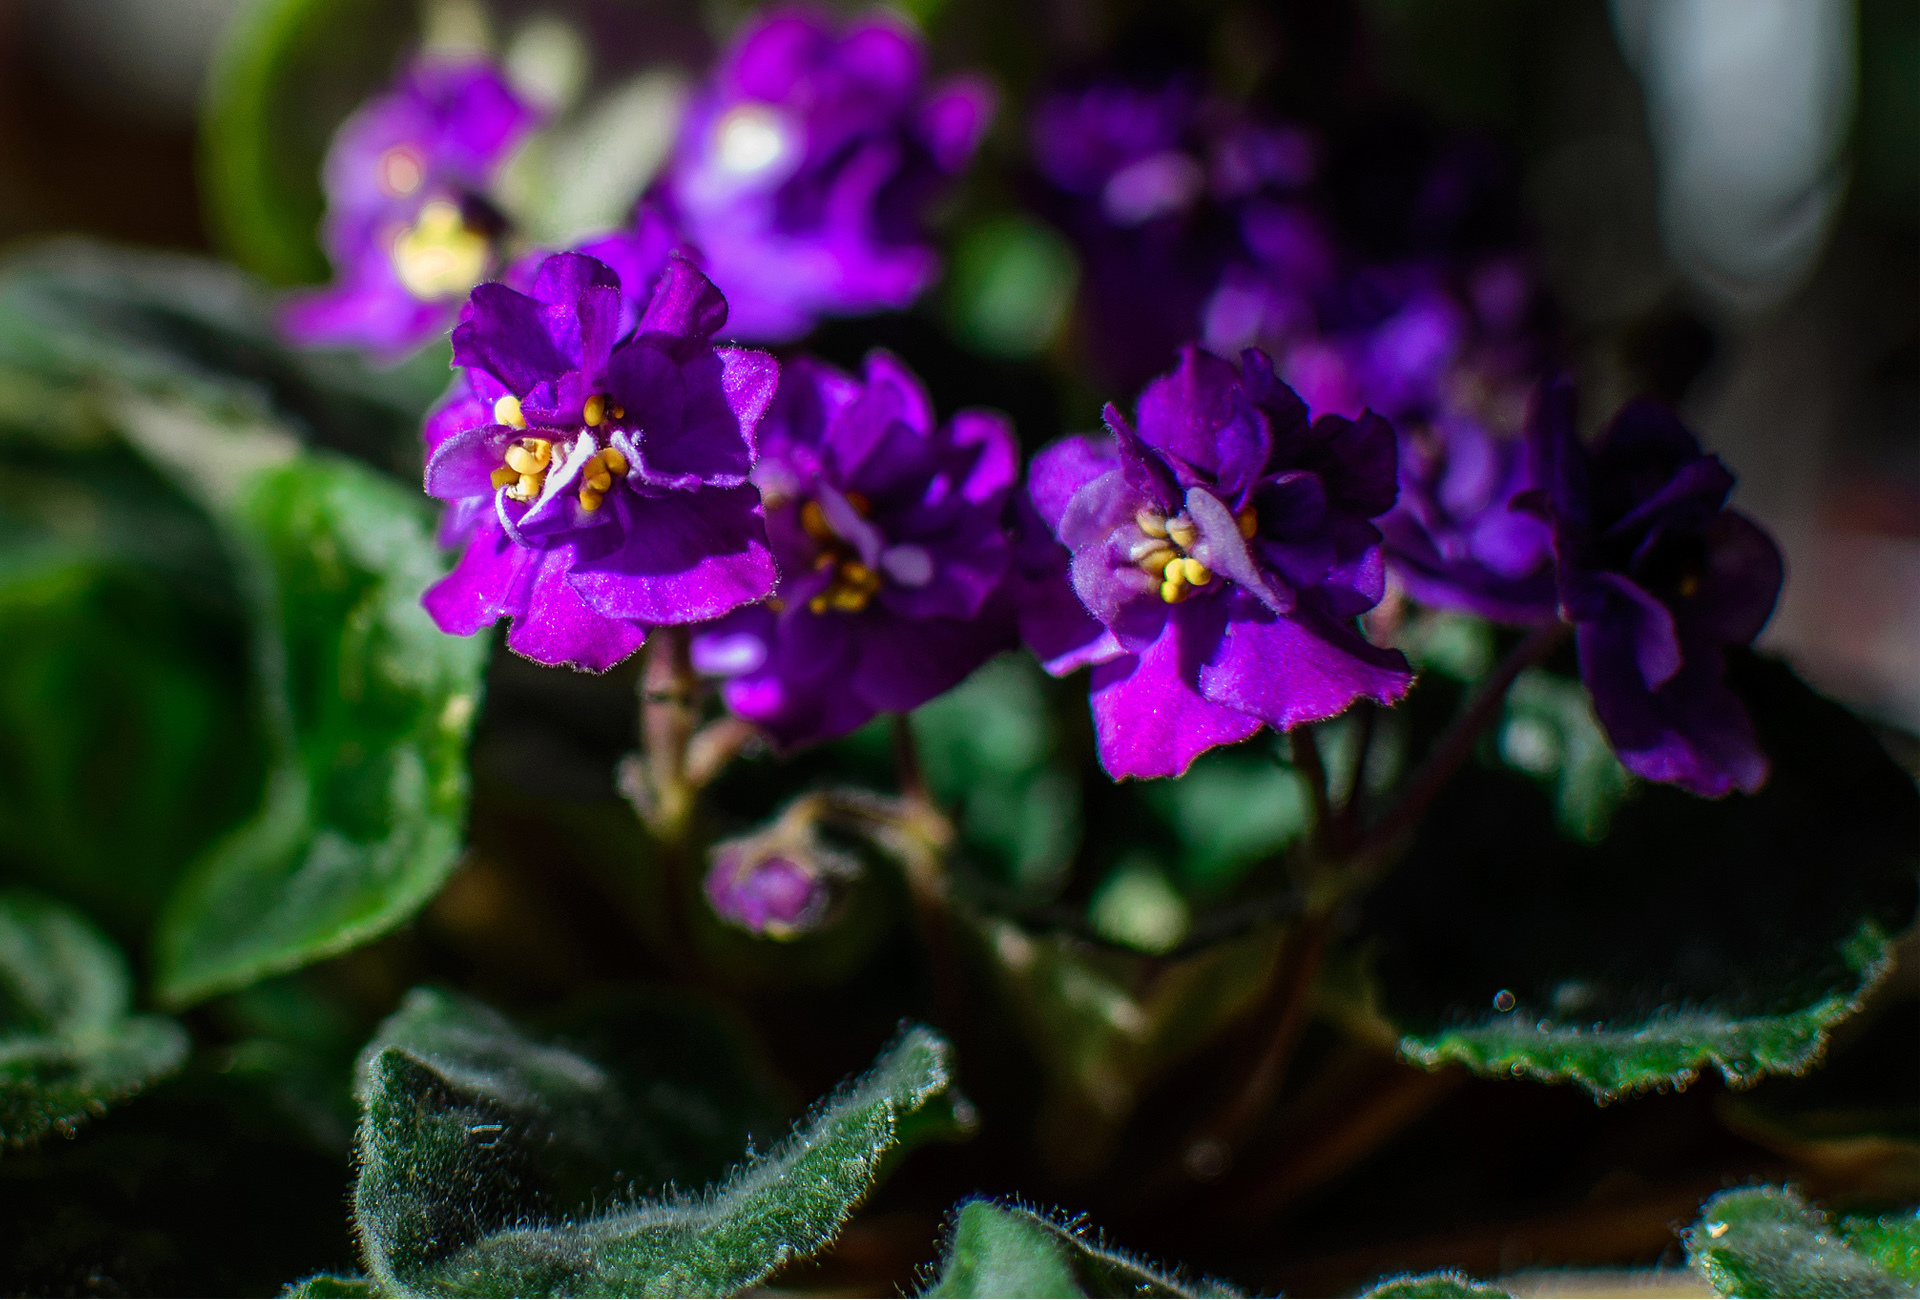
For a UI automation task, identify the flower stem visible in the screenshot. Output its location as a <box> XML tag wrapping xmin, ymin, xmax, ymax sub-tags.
<box><xmin>640</xmin><ymin>626</ymin><xmax>700</xmax><ymax>842</ymax></box>
<box><xmin>1290</xmin><ymin>725</ymin><xmax>1336</xmax><ymax>858</ymax></box>
<box><xmin>1351</xmin><ymin>618</ymin><xmax>1569</xmax><ymax>878</ymax></box>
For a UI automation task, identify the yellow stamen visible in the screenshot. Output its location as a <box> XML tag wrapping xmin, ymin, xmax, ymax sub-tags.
<box><xmin>1136</xmin><ymin>509</ymin><xmax>1169</xmax><ymax>539</ymax></box>
<box><xmin>841</xmin><ymin>560</ymin><xmax>876</xmax><ymax>588</ymax></box>
<box><xmin>392</xmin><ymin>200</ymin><xmax>489</xmax><ymax>300</ymax></box>
<box><xmin>1678</xmin><ymin>573</ymin><xmax>1700</xmax><ymax>598</ymax></box>
<box><xmin>1137</xmin><ymin>549</ymin><xmax>1177</xmax><ymax>577</ymax></box>
<box><xmin>583</xmin><ymin>394</ymin><xmax>607</xmax><ymax>427</ymax></box>
<box><xmin>1160</xmin><ymin>571</ymin><xmax>1187</xmax><ymax>604</ymax></box>
<box><xmin>601</xmin><ymin>446</ymin><xmax>629</xmax><ymax>475</ymax></box>
<box><xmin>808</xmin><ymin>594</ymin><xmax>830</xmax><ymax>614</ymax></box>
<box><xmin>578</xmin><ymin>487</ymin><xmax>604</xmax><ymax>512</ymax></box>
<box><xmin>768</xmin><ymin>597</ymin><xmax>786</xmax><ymax>613</ymax></box>
<box><xmin>515</xmin><ymin>473</ymin><xmax>541</xmax><ymax>500</ymax></box>
<box><xmin>490</xmin><ymin>466</ymin><xmax>518</xmax><ymax>489</ymax></box>
<box><xmin>584</xmin><ymin>468</ymin><xmax>613</xmax><ymax>492</ymax></box>
<box><xmin>1180</xmin><ymin>557</ymin><xmax>1212</xmax><ymax>586</ymax></box>
<box><xmin>829</xmin><ymin>585</ymin><xmax>870</xmax><ymax>612</ymax></box>
<box><xmin>845</xmin><ymin>491</ymin><xmax>871</xmax><ymax>516</ymax></box>
<box><xmin>1236</xmin><ymin>507</ymin><xmax>1258</xmax><ymax>539</ymax></box>
<box><xmin>813</xmin><ymin>552</ymin><xmax>838</xmax><ymax>570</ymax></box>
<box><xmin>800</xmin><ymin>499</ymin><xmax>833</xmax><ymax>541</ymax></box>
<box><xmin>494</xmin><ymin>395</ymin><xmax>527</xmax><ymax>429</ymax></box>
<box><xmin>610</xmin><ymin>404</ymin><xmax>625</xmax><ymax>420</ymax></box>
<box><xmin>1167</xmin><ymin>515</ymin><xmax>1198</xmax><ymax>551</ymax></box>
<box><xmin>504</xmin><ymin>439</ymin><xmax>550</xmax><ymax>475</ymax></box>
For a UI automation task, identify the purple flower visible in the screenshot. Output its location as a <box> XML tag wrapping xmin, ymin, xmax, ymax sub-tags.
<box><xmin>1533</xmin><ymin>380</ymin><xmax>1784</xmax><ymax>797</ymax></box>
<box><xmin>1030</xmin><ymin>76</ymin><xmax>1323</xmax><ymax>391</ymax></box>
<box><xmin>282</xmin><ymin>58</ymin><xmax>541</xmax><ymax>360</ymax></box>
<box><xmin>706</xmin><ymin>853</ymin><xmax>829</xmax><ymax>936</ymax></box>
<box><xmin>421</xmin><ymin>251</ymin><xmax>779</xmax><ymax>671</ymax></box>
<box><xmin>654</xmin><ymin>7</ymin><xmax>993</xmax><ymax>342</ymax></box>
<box><xmin>691</xmin><ymin>351</ymin><xmax>1017</xmax><ymax>748</ymax></box>
<box><xmin>1031</xmin><ymin>345</ymin><xmax>1413</xmax><ymax>779</ymax></box>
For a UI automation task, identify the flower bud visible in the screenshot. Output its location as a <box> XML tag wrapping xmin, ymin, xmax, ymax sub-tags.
<box><xmin>704</xmin><ymin>823</ymin><xmax>861</xmax><ymax>939</ymax></box>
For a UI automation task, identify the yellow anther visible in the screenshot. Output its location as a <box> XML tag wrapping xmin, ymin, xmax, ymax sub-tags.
<box><xmin>602</xmin><ymin>446</ymin><xmax>629</xmax><ymax>475</ymax></box>
<box><xmin>813</xmin><ymin>552</ymin><xmax>839</xmax><ymax>570</ymax></box>
<box><xmin>1136</xmin><ymin>509</ymin><xmax>1170</xmax><ymax>539</ymax></box>
<box><xmin>808</xmin><ymin>594</ymin><xmax>830</xmax><ymax>614</ymax></box>
<box><xmin>1160</xmin><ymin>572</ymin><xmax>1187</xmax><ymax>604</ymax></box>
<box><xmin>1236</xmin><ymin>507</ymin><xmax>1259</xmax><ymax>539</ymax></box>
<box><xmin>494</xmin><ymin>395</ymin><xmax>527</xmax><ymax>429</ymax></box>
<box><xmin>490</xmin><ymin>466</ymin><xmax>518</xmax><ymax>489</ymax></box>
<box><xmin>584</xmin><ymin>469</ymin><xmax>612</xmax><ymax>493</ymax></box>
<box><xmin>610</xmin><ymin>404</ymin><xmax>625</xmax><ymax>420</ymax></box>
<box><xmin>1167</xmin><ymin>514</ymin><xmax>1198</xmax><ymax>551</ymax></box>
<box><xmin>845</xmin><ymin>491</ymin><xmax>871</xmax><ymax>516</ymax></box>
<box><xmin>1179</xmin><ymin>557</ymin><xmax>1212</xmax><ymax>586</ymax></box>
<box><xmin>1137</xmin><ymin>548</ymin><xmax>1177</xmax><ymax>577</ymax></box>
<box><xmin>842</xmin><ymin>560</ymin><xmax>876</xmax><ymax>588</ymax></box>
<box><xmin>504</xmin><ymin>440</ymin><xmax>550</xmax><ymax>475</ymax></box>
<box><xmin>800</xmin><ymin>499</ymin><xmax>833</xmax><ymax>541</ymax></box>
<box><xmin>829</xmin><ymin>585</ymin><xmax>871</xmax><ymax>612</ymax></box>
<box><xmin>392</xmin><ymin>200</ymin><xmax>489</xmax><ymax>300</ymax></box>
<box><xmin>1678</xmin><ymin>572</ymin><xmax>1701</xmax><ymax>598</ymax></box>
<box><xmin>516</xmin><ymin>473</ymin><xmax>541</xmax><ymax>500</ymax></box>
<box><xmin>578</xmin><ymin>487</ymin><xmax>604</xmax><ymax>512</ymax></box>
<box><xmin>768</xmin><ymin>597</ymin><xmax>786</xmax><ymax>613</ymax></box>
<box><xmin>1129</xmin><ymin>538</ymin><xmax>1172</xmax><ymax>563</ymax></box>
<box><xmin>583</xmin><ymin>394</ymin><xmax>607</xmax><ymax>427</ymax></box>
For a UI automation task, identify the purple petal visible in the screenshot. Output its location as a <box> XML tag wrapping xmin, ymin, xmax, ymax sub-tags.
<box><xmin>1103</xmin><ymin>404</ymin><xmax>1181</xmax><ymax>511</ymax></box>
<box><xmin>919</xmin><ymin>74</ymin><xmax>995</xmax><ymax>171</ymax></box>
<box><xmin>1089</xmin><ymin>597</ymin><xmax>1262</xmax><ymax>779</ymax></box>
<box><xmin>1030</xmin><ymin>434</ymin><xmax>1120</xmax><ymax>531</ymax></box>
<box><xmin>608</xmin><ymin>345</ymin><xmax>760</xmax><ymax>489</ymax></box>
<box><xmin>637</xmin><ymin>253</ymin><xmax>730</xmax><ymax>348</ymax></box>
<box><xmin>1185</xmin><ymin>484</ymin><xmax>1291</xmax><ymax>613</ymax></box>
<box><xmin>424</xmin><ymin>423</ymin><xmax>519</xmax><ymax>501</ymax></box>
<box><xmin>1134</xmin><ymin>346</ymin><xmax>1272</xmax><ymax>494</ymax></box>
<box><xmin>1593</xmin><ymin>572</ymin><xmax>1683</xmax><ymax>690</ymax></box>
<box><xmin>1578</xmin><ymin>622</ymin><xmax>1767</xmax><ymax>797</ymax></box>
<box><xmin>947</xmin><ymin>410</ymin><xmax>1019</xmax><ymax>506</ymax></box>
<box><xmin>567</xmin><ymin>485</ymin><xmax>775</xmax><ymax>624</ymax></box>
<box><xmin>1197</xmin><ymin>591</ymin><xmax>1413</xmax><ymax>731</ymax></box>
<box><xmin>1690</xmin><ymin>510</ymin><xmax>1784</xmax><ymax>644</ymax></box>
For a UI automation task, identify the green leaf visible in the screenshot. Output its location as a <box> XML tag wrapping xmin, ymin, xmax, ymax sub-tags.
<box><xmin>1838</xmin><ymin>1209</ymin><xmax>1920</xmax><ymax>1285</ymax></box>
<box><xmin>1685</xmin><ymin>1186</ymin><xmax>1909</xmax><ymax>1298</ymax></box>
<box><xmin>285</xmin><ymin>1275</ymin><xmax>384</xmax><ymax>1298</ymax></box>
<box><xmin>1495</xmin><ymin>668</ymin><xmax>1631</xmax><ymax>843</ymax></box>
<box><xmin>155</xmin><ymin>455</ymin><xmax>486</xmax><ymax>1006</ymax></box>
<box><xmin>1377</xmin><ymin>655</ymin><xmax>1918</xmax><ymax>1099</ymax></box>
<box><xmin>355</xmin><ymin>992</ymin><xmax>961</xmax><ymax>1297</ymax></box>
<box><xmin>947</xmin><ymin>215</ymin><xmax>1080</xmax><ymax>359</ymax></box>
<box><xmin>202</xmin><ymin>0</ymin><xmax>418</xmax><ymax>284</ymax></box>
<box><xmin>922</xmin><ymin>1200</ymin><xmax>1239</xmax><ymax>1298</ymax></box>
<box><xmin>0</xmin><ymin>891</ymin><xmax>188</xmax><ymax>1145</ymax></box>
<box><xmin>1359</xmin><ymin>1271</ymin><xmax>1511</xmax><ymax>1298</ymax></box>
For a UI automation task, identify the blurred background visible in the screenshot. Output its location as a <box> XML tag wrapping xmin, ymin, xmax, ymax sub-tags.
<box><xmin>3</xmin><ymin>0</ymin><xmax>1913</xmax><ymax>728</ymax></box>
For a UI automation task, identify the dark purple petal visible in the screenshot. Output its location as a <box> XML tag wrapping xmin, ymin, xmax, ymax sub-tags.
<box><xmin>636</xmin><ymin>254</ymin><xmax>730</xmax><ymax>349</ymax></box>
<box><xmin>1690</xmin><ymin>511</ymin><xmax>1784</xmax><ymax>645</ymax></box>
<box><xmin>1029</xmin><ymin>434</ymin><xmax>1120</xmax><ymax>530</ymax></box>
<box><xmin>424</xmin><ymin>423</ymin><xmax>517</xmax><ymax>501</ymax></box>
<box><xmin>1578</xmin><ymin>622</ymin><xmax>1768</xmax><ymax>797</ymax></box>
<box><xmin>1133</xmin><ymin>346</ymin><xmax>1272</xmax><ymax>495</ymax></box>
<box><xmin>607</xmin><ymin>345</ymin><xmax>762</xmax><ymax>489</ymax></box>
<box><xmin>567</xmin><ymin>485</ymin><xmax>775</xmax><ymax>624</ymax></box>
<box><xmin>1102</xmin><ymin>403</ymin><xmax>1181</xmax><ymax>511</ymax></box>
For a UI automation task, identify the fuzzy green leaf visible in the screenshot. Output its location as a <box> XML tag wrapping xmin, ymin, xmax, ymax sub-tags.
<box><xmin>1837</xmin><ymin>1209</ymin><xmax>1920</xmax><ymax>1285</ymax></box>
<box><xmin>0</xmin><ymin>891</ymin><xmax>188</xmax><ymax>1145</ymax></box>
<box><xmin>284</xmin><ymin>1275</ymin><xmax>384</xmax><ymax>1298</ymax></box>
<box><xmin>1378</xmin><ymin>655</ymin><xmax>1918</xmax><ymax>1099</ymax></box>
<box><xmin>1360</xmin><ymin>1271</ymin><xmax>1511</xmax><ymax>1298</ymax></box>
<box><xmin>356</xmin><ymin>993</ymin><xmax>961</xmax><ymax>1297</ymax></box>
<box><xmin>1685</xmin><ymin>1186</ymin><xmax>1909</xmax><ymax>1298</ymax></box>
<box><xmin>155</xmin><ymin>455</ymin><xmax>486</xmax><ymax>1006</ymax></box>
<box><xmin>923</xmin><ymin>1200</ymin><xmax>1238</xmax><ymax>1298</ymax></box>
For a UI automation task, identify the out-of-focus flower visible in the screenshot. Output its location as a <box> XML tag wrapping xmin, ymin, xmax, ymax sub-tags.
<box><xmin>655</xmin><ymin>7</ymin><xmax>993</xmax><ymax>342</ymax></box>
<box><xmin>691</xmin><ymin>350</ymin><xmax>1017</xmax><ymax>748</ymax></box>
<box><xmin>1030</xmin><ymin>75</ymin><xmax>1323</xmax><ymax>391</ymax></box>
<box><xmin>1532</xmin><ymin>379</ymin><xmax>1784</xmax><ymax>797</ymax></box>
<box><xmin>704</xmin><ymin>812</ymin><xmax>864</xmax><ymax>937</ymax></box>
<box><xmin>1031</xmin><ymin>345</ymin><xmax>1412</xmax><ymax>779</ymax></box>
<box><xmin>421</xmin><ymin>251</ymin><xmax>778</xmax><ymax>671</ymax></box>
<box><xmin>283</xmin><ymin>58</ymin><xmax>541</xmax><ymax>360</ymax></box>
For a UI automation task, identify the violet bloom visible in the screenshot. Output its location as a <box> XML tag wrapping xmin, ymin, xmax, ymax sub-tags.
<box><xmin>1533</xmin><ymin>381</ymin><xmax>1784</xmax><ymax>797</ymax></box>
<box><xmin>283</xmin><ymin>58</ymin><xmax>540</xmax><ymax>360</ymax></box>
<box><xmin>655</xmin><ymin>7</ymin><xmax>993</xmax><ymax>342</ymax></box>
<box><xmin>1031</xmin><ymin>76</ymin><xmax>1324</xmax><ymax>391</ymax></box>
<box><xmin>706</xmin><ymin>853</ymin><xmax>829</xmax><ymax>936</ymax></box>
<box><xmin>1032</xmin><ymin>346</ymin><xmax>1413</xmax><ymax>779</ymax></box>
<box><xmin>421</xmin><ymin>251</ymin><xmax>778</xmax><ymax>671</ymax></box>
<box><xmin>691</xmin><ymin>351</ymin><xmax>1016</xmax><ymax>748</ymax></box>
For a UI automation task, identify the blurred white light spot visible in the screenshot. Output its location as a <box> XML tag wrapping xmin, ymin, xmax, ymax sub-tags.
<box><xmin>713</xmin><ymin>103</ymin><xmax>794</xmax><ymax>177</ymax></box>
<box><xmin>379</xmin><ymin>147</ymin><xmax>426</xmax><ymax>198</ymax></box>
<box><xmin>1101</xmin><ymin>150</ymin><xmax>1205</xmax><ymax>226</ymax></box>
<box><xmin>880</xmin><ymin>544</ymin><xmax>934</xmax><ymax>588</ymax></box>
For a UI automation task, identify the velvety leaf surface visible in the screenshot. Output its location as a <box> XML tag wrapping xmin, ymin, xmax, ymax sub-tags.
<box><xmin>0</xmin><ymin>891</ymin><xmax>188</xmax><ymax>1145</ymax></box>
<box><xmin>1684</xmin><ymin>1186</ymin><xmax>1910</xmax><ymax>1298</ymax></box>
<box><xmin>356</xmin><ymin>993</ymin><xmax>959</xmax><ymax>1297</ymax></box>
<box><xmin>1836</xmin><ymin>1209</ymin><xmax>1920</xmax><ymax>1285</ymax></box>
<box><xmin>1373</xmin><ymin>654</ymin><xmax>1919</xmax><ymax>1098</ymax></box>
<box><xmin>285</xmin><ymin>1274</ymin><xmax>384</xmax><ymax>1298</ymax></box>
<box><xmin>922</xmin><ymin>1199</ymin><xmax>1239</xmax><ymax>1298</ymax></box>
<box><xmin>155</xmin><ymin>455</ymin><xmax>486</xmax><ymax>1006</ymax></box>
<box><xmin>1359</xmin><ymin>1271</ymin><xmax>1511</xmax><ymax>1298</ymax></box>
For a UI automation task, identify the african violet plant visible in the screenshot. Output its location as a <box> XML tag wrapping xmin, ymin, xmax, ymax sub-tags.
<box><xmin>1</xmin><ymin>0</ymin><xmax>1915</xmax><ymax>1296</ymax></box>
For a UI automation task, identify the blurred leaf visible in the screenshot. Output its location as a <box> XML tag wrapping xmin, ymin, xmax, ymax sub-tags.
<box><xmin>1088</xmin><ymin>861</ymin><xmax>1191</xmax><ymax>954</ymax></box>
<box><xmin>948</xmin><ymin>215</ymin><xmax>1081</xmax><ymax>359</ymax></box>
<box><xmin>1836</xmin><ymin>1209</ymin><xmax>1920</xmax><ymax>1285</ymax></box>
<box><xmin>1359</xmin><ymin>1271</ymin><xmax>1511</xmax><ymax>1298</ymax></box>
<box><xmin>916</xmin><ymin>655</ymin><xmax>1082</xmax><ymax>895</ymax></box>
<box><xmin>356</xmin><ymin>1010</ymin><xmax>963</xmax><ymax>1297</ymax></box>
<box><xmin>1376</xmin><ymin>655</ymin><xmax>1919</xmax><ymax>1099</ymax></box>
<box><xmin>155</xmin><ymin>454</ymin><xmax>486</xmax><ymax>1007</ymax></box>
<box><xmin>1684</xmin><ymin>1186</ymin><xmax>1910</xmax><ymax>1298</ymax></box>
<box><xmin>285</xmin><ymin>1275</ymin><xmax>384</xmax><ymax>1298</ymax></box>
<box><xmin>1142</xmin><ymin>747</ymin><xmax>1308</xmax><ymax>897</ymax></box>
<box><xmin>1496</xmin><ymin>668</ymin><xmax>1631</xmax><ymax>843</ymax></box>
<box><xmin>203</xmin><ymin>0</ymin><xmax>418</xmax><ymax>285</ymax></box>
<box><xmin>971</xmin><ymin>913</ymin><xmax>1279</xmax><ymax>1177</ymax></box>
<box><xmin>501</xmin><ymin>69</ymin><xmax>689</xmax><ymax>247</ymax></box>
<box><xmin>923</xmin><ymin>1199</ymin><xmax>1238</xmax><ymax>1298</ymax></box>
<box><xmin>0</xmin><ymin>554</ymin><xmax>263</xmax><ymax>938</ymax></box>
<box><xmin>0</xmin><ymin>891</ymin><xmax>188</xmax><ymax>1146</ymax></box>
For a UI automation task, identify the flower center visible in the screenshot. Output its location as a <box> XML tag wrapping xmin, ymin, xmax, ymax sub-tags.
<box><xmin>713</xmin><ymin>103</ymin><xmax>795</xmax><ymax>177</ymax></box>
<box><xmin>392</xmin><ymin>200</ymin><xmax>490</xmax><ymax>300</ymax></box>
<box><xmin>1132</xmin><ymin>505</ymin><xmax>1257</xmax><ymax>603</ymax></box>
<box><xmin>377</xmin><ymin>145</ymin><xmax>425</xmax><ymax>197</ymax></box>
<box><xmin>799</xmin><ymin>494</ymin><xmax>883</xmax><ymax>613</ymax></box>
<box><xmin>487</xmin><ymin>393</ymin><xmax>630</xmax><ymax>511</ymax></box>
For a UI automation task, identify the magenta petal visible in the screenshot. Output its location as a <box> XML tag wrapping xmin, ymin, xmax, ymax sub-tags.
<box><xmin>1090</xmin><ymin>599</ymin><xmax>1263</xmax><ymax>779</ymax></box>
<box><xmin>1197</xmin><ymin>592</ymin><xmax>1413</xmax><ymax>731</ymax></box>
<box><xmin>919</xmin><ymin>74</ymin><xmax>996</xmax><ymax>172</ymax></box>
<box><xmin>452</xmin><ymin>282</ymin><xmax>577</xmax><ymax>391</ymax></box>
<box><xmin>425</xmin><ymin>423</ymin><xmax>518</xmax><ymax>501</ymax></box>
<box><xmin>423</xmin><ymin>522</ymin><xmax>527</xmax><ymax>636</ymax></box>
<box><xmin>637</xmin><ymin>254</ymin><xmax>729</xmax><ymax>347</ymax></box>
<box><xmin>1030</xmin><ymin>434</ymin><xmax>1120</xmax><ymax>530</ymax></box>
<box><xmin>948</xmin><ymin>409</ymin><xmax>1020</xmax><ymax>506</ymax></box>
<box><xmin>505</xmin><ymin>546</ymin><xmax>649</xmax><ymax>672</ymax></box>
<box><xmin>609</xmin><ymin>346</ymin><xmax>758</xmax><ymax>489</ymax></box>
<box><xmin>567</xmin><ymin>486</ymin><xmax>775</xmax><ymax>624</ymax></box>
<box><xmin>717</xmin><ymin>347</ymin><xmax>781</xmax><ymax>453</ymax></box>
